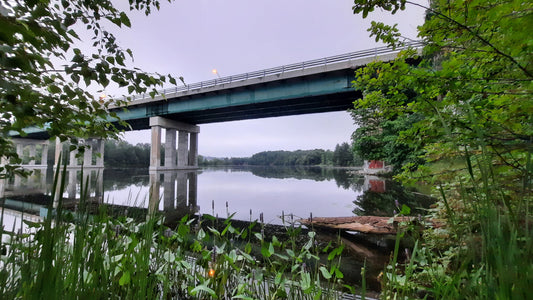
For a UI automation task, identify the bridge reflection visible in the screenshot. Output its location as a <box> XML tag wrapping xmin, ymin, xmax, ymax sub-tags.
<box><xmin>0</xmin><ymin>168</ymin><xmax>199</xmax><ymax>225</ymax></box>
<box><xmin>149</xmin><ymin>170</ymin><xmax>199</xmax><ymax>222</ymax></box>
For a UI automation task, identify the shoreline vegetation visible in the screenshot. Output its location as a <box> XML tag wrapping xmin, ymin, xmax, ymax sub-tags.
<box><xmin>350</xmin><ymin>0</ymin><xmax>532</xmax><ymax>298</ymax></box>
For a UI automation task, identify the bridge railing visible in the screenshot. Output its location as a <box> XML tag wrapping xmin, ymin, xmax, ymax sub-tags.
<box><xmin>128</xmin><ymin>41</ymin><xmax>423</xmax><ymax>102</ymax></box>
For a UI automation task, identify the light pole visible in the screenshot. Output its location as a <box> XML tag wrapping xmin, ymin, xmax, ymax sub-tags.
<box><xmin>212</xmin><ymin>69</ymin><xmax>221</xmax><ymax>78</ymax></box>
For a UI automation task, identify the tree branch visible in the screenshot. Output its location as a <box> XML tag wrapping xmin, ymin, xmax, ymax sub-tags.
<box><xmin>406</xmin><ymin>1</ymin><xmax>533</xmax><ymax>78</ymax></box>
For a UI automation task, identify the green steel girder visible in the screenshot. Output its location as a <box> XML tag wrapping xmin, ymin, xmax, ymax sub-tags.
<box><xmin>15</xmin><ymin>69</ymin><xmax>359</xmax><ymax>138</ymax></box>
<box><xmin>116</xmin><ymin>70</ymin><xmax>358</xmax><ymax>130</ymax></box>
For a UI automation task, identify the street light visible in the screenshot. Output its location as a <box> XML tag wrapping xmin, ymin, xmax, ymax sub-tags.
<box><xmin>98</xmin><ymin>92</ymin><xmax>107</xmax><ymax>104</ymax></box>
<box><xmin>212</xmin><ymin>69</ymin><xmax>221</xmax><ymax>78</ymax></box>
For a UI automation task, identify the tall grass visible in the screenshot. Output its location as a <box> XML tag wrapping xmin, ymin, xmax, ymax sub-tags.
<box><xmin>0</xmin><ymin>158</ymin><xmax>362</xmax><ymax>299</ymax></box>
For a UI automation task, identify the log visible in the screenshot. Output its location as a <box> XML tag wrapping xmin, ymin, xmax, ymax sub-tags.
<box><xmin>299</xmin><ymin>216</ymin><xmax>443</xmax><ymax>235</ymax></box>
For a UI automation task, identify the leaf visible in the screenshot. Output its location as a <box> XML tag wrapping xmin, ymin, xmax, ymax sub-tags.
<box><xmin>22</xmin><ymin>220</ymin><xmax>41</xmax><ymax>228</ymax></box>
<box><xmin>233</xmin><ymin>295</ymin><xmax>254</xmax><ymax>300</ymax></box>
<box><xmin>197</xmin><ymin>228</ymin><xmax>206</xmax><ymax>240</ymax></box>
<box><xmin>70</xmin><ymin>73</ymin><xmax>80</xmax><ymax>83</ymax></box>
<box><xmin>120</xmin><ymin>12</ymin><xmax>131</xmax><ymax>27</ymax></box>
<box><xmin>119</xmin><ymin>271</ymin><xmax>130</xmax><ymax>286</ymax></box>
<box><xmin>111</xmin><ymin>254</ymin><xmax>123</xmax><ymax>263</ymax></box>
<box><xmin>319</xmin><ymin>266</ymin><xmax>332</xmax><ymax>279</ymax></box>
<box><xmin>48</xmin><ymin>85</ymin><xmax>61</xmax><ymax>94</ymax></box>
<box><xmin>261</xmin><ymin>242</ymin><xmax>274</xmax><ymax>258</ymax></box>
<box><xmin>163</xmin><ymin>250</ymin><xmax>175</xmax><ymax>263</ymax></box>
<box><xmin>400</xmin><ymin>204</ymin><xmax>411</xmax><ymax>215</ymax></box>
<box><xmin>169</xmin><ymin>76</ymin><xmax>177</xmax><ymax>85</ymax></box>
<box><xmin>334</xmin><ymin>267</ymin><xmax>344</xmax><ymax>279</ymax></box>
<box><xmin>190</xmin><ymin>284</ymin><xmax>216</xmax><ymax>297</ymax></box>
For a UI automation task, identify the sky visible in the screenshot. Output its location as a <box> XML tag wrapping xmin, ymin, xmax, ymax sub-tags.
<box><xmin>109</xmin><ymin>0</ymin><xmax>426</xmax><ymax>157</ymax></box>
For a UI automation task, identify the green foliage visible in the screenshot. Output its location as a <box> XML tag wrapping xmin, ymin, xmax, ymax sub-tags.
<box><xmin>200</xmin><ymin>145</ymin><xmax>363</xmax><ymax>167</ymax></box>
<box><xmin>351</xmin><ymin>0</ymin><xmax>533</xmax><ymax>298</ymax></box>
<box><xmin>0</xmin><ymin>0</ymin><xmax>178</xmax><ymax>176</ymax></box>
<box><xmin>104</xmin><ymin>140</ymin><xmax>150</xmax><ymax>167</ymax></box>
<box><xmin>249</xmin><ymin>149</ymin><xmax>329</xmax><ymax>166</ymax></box>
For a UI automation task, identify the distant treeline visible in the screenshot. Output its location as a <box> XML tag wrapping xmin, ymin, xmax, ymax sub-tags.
<box><xmin>104</xmin><ymin>141</ymin><xmax>151</xmax><ymax>167</ymax></box>
<box><xmin>200</xmin><ymin>142</ymin><xmax>363</xmax><ymax>167</ymax></box>
<box><xmin>44</xmin><ymin>140</ymin><xmax>362</xmax><ymax>168</ymax></box>
<box><xmin>45</xmin><ymin>140</ymin><xmax>151</xmax><ymax>167</ymax></box>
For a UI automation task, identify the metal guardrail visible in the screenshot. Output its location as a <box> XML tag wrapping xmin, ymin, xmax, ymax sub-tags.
<box><xmin>127</xmin><ymin>41</ymin><xmax>424</xmax><ymax>103</ymax></box>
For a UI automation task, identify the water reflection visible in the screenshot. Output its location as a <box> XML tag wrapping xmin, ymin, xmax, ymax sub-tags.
<box><xmin>353</xmin><ymin>177</ymin><xmax>434</xmax><ymax>217</ymax></box>
<box><xmin>148</xmin><ymin>170</ymin><xmax>199</xmax><ymax>222</ymax></box>
<box><xmin>1</xmin><ymin>166</ymin><xmax>434</xmax><ymax>225</ymax></box>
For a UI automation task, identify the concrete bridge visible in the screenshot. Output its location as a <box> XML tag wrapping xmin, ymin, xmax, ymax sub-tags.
<box><xmin>9</xmin><ymin>42</ymin><xmax>422</xmax><ymax>171</ymax></box>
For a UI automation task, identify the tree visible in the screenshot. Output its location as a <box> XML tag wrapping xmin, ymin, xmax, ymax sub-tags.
<box><xmin>332</xmin><ymin>142</ymin><xmax>353</xmax><ymax>166</ymax></box>
<box><xmin>0</xmin><ymin>0</ymin><xmax>179</xmax><ymax>176</ymax></box>
<box><xmin>350</xmin><ymin>69</ymin><xmax>426</xmax><ymax>171</ymax></box>
<box><xmin>351</xmin><ymin>0</ymin><xmax>532</xmax><ymax>297</ymax></box>
<box><xmin>352</xmin><ymin>0</ymin><xmax>532</xmax><ymax>190</ymax></box>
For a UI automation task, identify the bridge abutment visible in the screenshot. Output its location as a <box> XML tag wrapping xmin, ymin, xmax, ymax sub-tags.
<box><xmin>149</xmin><ymin>117</ymin><xmax>200</xmax><ymax>171</ymax></box>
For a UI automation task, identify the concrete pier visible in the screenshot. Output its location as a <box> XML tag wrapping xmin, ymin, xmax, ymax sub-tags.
<box><xmin>10</xmin><ymin>139</ymin><xmax>50</xmax><ymax>168</ymax></box>
<box><xmin>55</xmin><ymin>138</ymin><xmax>105</xmax><ymax>168</ymax></box>
<box><xmin>149</xmin><ymin>117</ymin><xmax>200</xmax><ymax>171</ymax></box>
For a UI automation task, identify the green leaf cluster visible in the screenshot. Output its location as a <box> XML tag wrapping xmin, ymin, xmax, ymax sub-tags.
<box><xmin>0</xmin><ymin>0</ymin><xmax>179</xmax><ymax>176</ymax></box>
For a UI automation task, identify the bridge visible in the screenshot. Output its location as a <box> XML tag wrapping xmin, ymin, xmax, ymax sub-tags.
<box><xmin>10</xmin><ymin>42</ymin><xmax>422</xmax><ymax>171</ymax></box>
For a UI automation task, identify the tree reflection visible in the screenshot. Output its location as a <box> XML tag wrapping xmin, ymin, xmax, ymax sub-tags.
<box><xmin>353</xmin><ymin>179</ymin><xmax>434</xmax><ymax>216</ymax></box>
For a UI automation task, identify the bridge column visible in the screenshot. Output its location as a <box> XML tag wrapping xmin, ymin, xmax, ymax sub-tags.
<box><xmin>16</xmin><ymin>143</ymin><xmax>23</xmax><ymax>160</ymax></box>
<box><xmin>55</xmin><ymin>138</ymin><xmax>62</xmax><ymax>166</ymax></box>
<box><xmin>189</xmin><ymin>132</ymin><xmax>199</xmax><ymax>167</ymax></box>
<box><xmin>95</xmin><ymin>139</ymin><xmax>105</xmax><ymax>168</ymax></box>
<box><xmin>41</xmin><ymin>143</ymin><xmax>48</xmax><ymax>166</ymax></box>
<box><xmin>149</xmin><ymin>117</ymin><xmax>200</xmax><ymax>171</ymax></box>
<box><xmin>55</xmin><ymin>138</ymin><xmax>105</xmax><ymax>169</ymax></box>
<box><xmin>163</xmin><ymin>171</ymin><xmax>176</xmax><ymax>210</ymax></box>
<box><xmin>28</xmin><ymin>145</ymin><xmax>36</xmax><ymax>165</ymax></box>
<box><xmin>83</xmin><ymin>140</ymin><xmax>93</xmax><ymax>167</ymax></box>
<box><xmin>177</xmin><ymin>131</ymin><xmax>189</xmax><ymax>168</ymax></box>
<box><xmin>165</xmin><ymin>129</ymin><xmax>177</xmax><ymax>168</ymax></box>
<box><xmin>69</xmin><ymin>148</ymin><xmax>79</xmax><ymax>168</ymax></box>
<box><xmin>151</xmin><ymin>126</ymin><xmax>162</xmax><ymax>169</ymax></box>
<box><xmin>188</xmin><ymin>171</ymin><xmax>198</xmax><ymax>210</ymax></box>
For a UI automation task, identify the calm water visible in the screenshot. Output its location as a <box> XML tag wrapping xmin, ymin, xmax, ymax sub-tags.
<box><xmin>1</xmin><ymin>165</ymin><xmax>433</xmax><ymax>229</ymax></box>
<box><xmin>106</xmin><ymin>166</ymin><xmax>364</xmax><ymax>224</ymax></box>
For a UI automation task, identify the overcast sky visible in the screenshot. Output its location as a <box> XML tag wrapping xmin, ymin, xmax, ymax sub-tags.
<box><xmin>111</xmin><ymin>0</ymin><xmax>425</xmax><ymax>157</ymax></box>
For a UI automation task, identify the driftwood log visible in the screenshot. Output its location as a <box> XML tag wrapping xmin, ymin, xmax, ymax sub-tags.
<box><xmin>299</xmin><ymin>216</ymin><xmax>443</xmax><ymax>235</ymax></box>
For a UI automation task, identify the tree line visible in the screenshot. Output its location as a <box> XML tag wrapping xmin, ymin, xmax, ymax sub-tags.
<box><xmin>87</xmin><ymin>140</ymin><xmax>362</xmax><ymax>167</ymax></box>
<box><xmin>199</xmin><ymin>142</ymin><xmax>363</xmax><ymax>167</ymax></box>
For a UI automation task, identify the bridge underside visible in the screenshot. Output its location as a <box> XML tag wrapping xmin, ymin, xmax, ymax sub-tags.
<box><xmin>124</xmin><ymin>89</ymin><xmax>360</xmax><ymax>131</ymax></box>
<box><xmin>118</xmin><ymin>69</ymin><xmax>361</xmax><ymax>131</ymax></box>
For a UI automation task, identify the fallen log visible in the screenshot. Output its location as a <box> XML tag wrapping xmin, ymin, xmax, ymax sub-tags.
<box><xmin>299</xmin><ymin>216</ymin><xmax>444</xmax><ymax>235</ymax></box>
